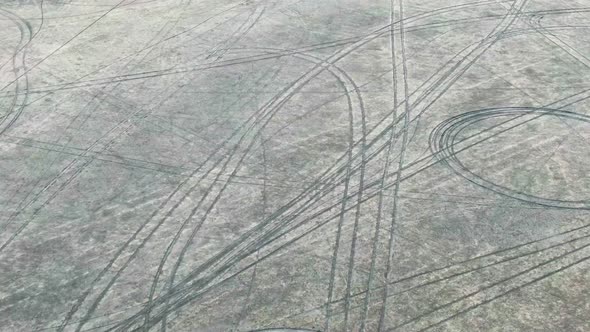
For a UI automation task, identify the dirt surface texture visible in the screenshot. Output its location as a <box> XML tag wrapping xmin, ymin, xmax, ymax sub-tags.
<box><xmin>1</xmin><ymin>0</ymin><xmax>589</xmax><ymax>331</ymax></box>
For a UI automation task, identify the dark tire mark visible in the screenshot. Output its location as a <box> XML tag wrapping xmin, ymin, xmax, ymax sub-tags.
<box><xmin>430</xmin><ymin>107</ymin><xmax>590</xmax><ymax>210</ymax></box>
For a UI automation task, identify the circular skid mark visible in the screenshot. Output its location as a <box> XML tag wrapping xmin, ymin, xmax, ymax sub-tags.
<box><xmin>429</xmin><ymin>107</ymin><xmax>590</xmax><ymax>210</ymax></box>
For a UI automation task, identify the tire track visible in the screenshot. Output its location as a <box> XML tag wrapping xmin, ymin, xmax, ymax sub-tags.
<box><xmin>57</xmin><ymin>57</ymin><xmax>285</xmax><ymax>332</ymax></box>
<box><xmin>47</xmin><ymin>1</ymin><xmax>588</xmax><ymax>330</ymax></box>
<box><xmin>388</xmin><ymin>235</ymin><xmax>590</xmax><ymax>331</ymax></box>
<box><xmin>264</xmin><ymin>220</ymin><xmax>590</xmax><ymax>325</ymax></box>
<box><xmin>0</xmin><ymin>0</ymin><xmax>525</xmax><ymax>97</ymax></box>
<box><xmin>103</xmin><ymin>3</ymin><xmax>556</xmax><ymax>330</ymax></box>
<box><xmin>145</xmin><ymin>48</ymin><xmax>366</xmax><ymax>332</ymax></box>
<box><xmin>369</xmin><ymin>0</ymin><xmax>411</xmax><ymax>328</ymax></box>
<box><xmin>0</xmin><ymin>0</ymin><xmax>128</xmax><ymax>93</ymax></box>
<box><xmin>0</xmin><ymin>1</ymin><xmax>198</xmax><ymax>254</ymax></box>
<box><xmin>231</xmin><ymin>135</ymin><xmax>268</xmax><ymax>332</ymax></box>
<box><xmin>430</xmin><ymin>107</ymin><xmax>590</xmax><ymax>210</ymax></box>
<box><xmin>0</xmin><ymin>8</ymin><xmax>32</xmax><ymax>136</ymax></box>
<box><xmin>65</xmin><ymin>44</ymin><xmax>365</xmax><ymax>331</ymax></box>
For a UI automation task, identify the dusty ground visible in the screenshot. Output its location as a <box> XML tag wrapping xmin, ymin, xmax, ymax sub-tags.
<box><xmin>1</xmin><ymin>0</ymin><xmax>589</xmax><ymax>331</ymax></box>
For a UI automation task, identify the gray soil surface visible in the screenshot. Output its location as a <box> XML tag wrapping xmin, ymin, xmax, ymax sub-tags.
<box><xmin>0</xmin><ymin>0</ymin><xmax>589</xmax><ymax>331</ymax></box>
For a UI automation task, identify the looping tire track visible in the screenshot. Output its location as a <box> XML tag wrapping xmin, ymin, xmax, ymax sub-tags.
<box><xmin>430</xmin><ymin>107</ymin><xmax>590</xmax><ymax>210</ymax></box>
<box><xmin>95</xmin><ymin>1</ymin><xmax>548</xmax><ymax>329</ymax></box>
<box><xmin>3</xmin><ymin>0</ymin><xmax>586</xmax><ymax>331</ymax></box>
